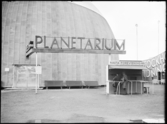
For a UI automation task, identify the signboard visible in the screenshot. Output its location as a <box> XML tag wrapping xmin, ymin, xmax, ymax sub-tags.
<box><xmin>110</xmin><ymin>60</ymin><xmax>145</xmax><ymax>66</ymax></box>
<box><xmin>5</xmin><ymin>68</ymin><xmax>9</xmax><ymax>72</ymax></box>
<box><xmin>142</xmin><ymin>52</ymin><xmax>165</xmax><ymax>77</ymax></box>
<box><xmin>36</xmin><ymin>66</ymin><xmax>42</xmax><ymax>74</ymax></box>
<box><xmin>108</xmin><ymin>52</ymin><xmax>165</xmax><ymax>78</ymax></box>
<box><xmin>26</xmin><ymin>36</ymin><xmax>126</xmax><ymax>57</ymax></box>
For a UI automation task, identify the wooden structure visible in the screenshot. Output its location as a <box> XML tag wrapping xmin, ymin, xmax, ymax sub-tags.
<box><xmin>107</xmin><ymin>62</ymin><xmax>153</xmax><ymax>95</ymax></box>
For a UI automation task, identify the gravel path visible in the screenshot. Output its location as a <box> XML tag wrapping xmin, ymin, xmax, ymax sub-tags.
<box><xmin>1</xmin><ymin>85</ymin><xmax>165</xmax><ymax>123</ymax></box>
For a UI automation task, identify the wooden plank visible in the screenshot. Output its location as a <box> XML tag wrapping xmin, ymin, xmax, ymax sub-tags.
<box><xmin>66</xmin><ymin>81</ymin><xmax>83</xmax><ymax>87</ymax></box>
<box><xmin>44</xmin><ymin>80</ymin><xmax>64</xmax><ymax>87</ymax></box>
<box><xmin>84</xmin><ymin>81</ymin><xmax>99</xmax><ymax>86</ymax></box>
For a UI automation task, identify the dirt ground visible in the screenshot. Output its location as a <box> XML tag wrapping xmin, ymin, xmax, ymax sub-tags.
<box><xmin>1</xmin><ymin>85</ymin><xmax>165</xmax><ymax>123</ymax></box>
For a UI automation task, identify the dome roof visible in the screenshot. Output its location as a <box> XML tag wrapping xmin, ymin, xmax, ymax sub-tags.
<box><xmin>70</xmin><ymin>1</ymin><xmax>102</xmax><ymax>16</ymax></box>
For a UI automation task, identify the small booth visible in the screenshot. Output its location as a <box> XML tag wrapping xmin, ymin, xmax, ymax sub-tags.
<box><xmin>107</xmin><ymin>60</ymin><xmax>152</xmax><ymax>95</ymax></box>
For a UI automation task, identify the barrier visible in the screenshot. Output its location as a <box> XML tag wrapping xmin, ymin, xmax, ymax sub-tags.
<box><xmin>152</xmin><ymin>79</ymin><xmax>159</xmax><ymax>85</ymax></box>
<box><xmin>160</xmin><ymin>79</ymin><xmax>165</xmax><ymax>85</ymax></box>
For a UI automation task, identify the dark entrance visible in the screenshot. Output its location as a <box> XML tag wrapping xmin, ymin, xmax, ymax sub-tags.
<box><xmin>158</xmin><ymin>72</ymin><xmax>161</xmax><ymax>80</ymax></box>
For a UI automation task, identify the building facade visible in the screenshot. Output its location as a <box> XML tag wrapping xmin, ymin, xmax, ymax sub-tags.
<box><xmin>2</xmin><ymin>1</ymin><xmax>119</xmax><ymax>88</ymax></box>
<box><xmin>143</xmin><ymin>51</ymin><xmax>165</xmax><ymax>81</ymax></box>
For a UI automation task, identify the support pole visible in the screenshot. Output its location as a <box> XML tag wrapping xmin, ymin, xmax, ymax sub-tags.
<box><xmin>136</xmin><ymin>24</ymin><xmax>138</xmax><ymax>60</ymax></box>
<box><xmin>17</xmin><ymin>70</ymin><xmax>18</xmax><ymax>87</ymax></box>
<box><xmin>6</xmin><ymin>70</ymin><xmax>8</xmax><ymax>87</ymax></box>
<box><xmin>158</xmin><ymin>20</ymin><xmax>160</xmax><ymax>55</ymax></box>
<box><xmin>160</xmin><ymin>72</ymin><xmax>162</xmax><ymax>85</ymax></box>
<box><xmin>131</xmin><ymin>81</ymin><xmax>132</xmax><ymax>95</ymax></box>
<box><xmin>38</xmin><ymin>74</ymin><xmax>39</xmax><ymax>88</ymax></box>
<box><xmin>106</xmin><ymin>54</ymin><xmax>111</xmax><ymax>94</ymax></box>
<box><xmin>152</xmin><ymin>82</ymin><xmax>154</xmax><ymax>94</ymax></box>
<box><xmin>12</xmin><ymin>65</ymin><xmax>14</xmax><ymax>88</ymax></box>
<box><xmin>136</xmin><ymin>81</ymin><xmax>137</xmax><ymax>93</ymax></box>
<box><xmin>35</xmin><ymin>52</ymin><xmax>38</xmax><ymax>94</ymax></box>
<box><xmin>106</xmin><ymin>65</ymin><xmax>109</xmax><ymax>94</ymax></box>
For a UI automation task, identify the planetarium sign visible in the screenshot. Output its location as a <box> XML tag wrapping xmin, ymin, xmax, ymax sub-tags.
<box><xmin>26</xmin><ymin>36</ymin><xmax>126</xmax><ymax>57</ymax></box>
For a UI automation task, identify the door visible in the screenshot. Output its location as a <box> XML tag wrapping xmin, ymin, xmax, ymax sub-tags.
<box><xmin>15</xmin><ymin>66</ymin><xmax>36</xmax><ymax>88</ymax></box>
<box><xmin>158</xmin><ymin>72</ymin><xmax>161</xmax><ymax>80</ymax></box>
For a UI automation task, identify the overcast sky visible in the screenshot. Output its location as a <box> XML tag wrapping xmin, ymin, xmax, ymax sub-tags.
<box><xmin>92</xmin><ymin>1</ymin><xmax>166</xmax><ymax>61</ymax></box>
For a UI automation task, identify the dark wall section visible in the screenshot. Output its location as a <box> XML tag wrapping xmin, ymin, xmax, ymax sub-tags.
<box><xmin>109</xmin><ymin>69</ymin><xmax>143</xmax><ymax>80</ymax></box>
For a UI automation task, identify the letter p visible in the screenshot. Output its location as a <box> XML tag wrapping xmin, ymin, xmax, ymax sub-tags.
<box><xmin>35</xmin><ymin>36</ymin><xmax>43</xmax><ymax>48</ymax></box>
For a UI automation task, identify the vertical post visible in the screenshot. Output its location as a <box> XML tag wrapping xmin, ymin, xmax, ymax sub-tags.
<box><xmin>36</xmin><ymin>52</ymin><xmax>38</xmax><ymax>94</ymax></box>
<box><xmin>26</xmin><ymin>66</ymin><xmax>28</xmax><ymax>89</ymax></box>
<box><xmin>136</xmin><ymin>81</ymin><xmax>137</xmax><ymax>93</ymax></box>
<box><xmin>135</xmin><ymin>24</ymin><xmax>138</xmax><ymax>60</ymax></box>
<box><xmin>141</xmin><ymin>81</ymin><xmax>142</xmax><ymax>94</ymax></box>
<box><xmin>17</xmin><ymin>69</ymin><xmax>18</xmax><ymax>88</ymax></box>
<box><xmin>158</xmin><ymin>20</ymin><xmax>160</xmax><ymax>55</ymax></box>
<box><xmin>160</xmin><ymin>72</ymin><xmax>162</xmax><ymax>85</ymax></box>
<box><xmin>106</xmin><ymin>65</ymin><xmax>109</xmax><ymax>94</ymax></box>
<box><xmin>26</xmin><ymin>73</ymin><xmax>28</xmax><ymax>89</ymax></box>
<box><xmin>108</xmin><ymin>54</ymin><xmax>111</xmax><ymax>64</ymax></box>
<box><xmin>152</xmin><ymin>81</ymin><xmax>154</xmax><ymax>94</ymax></box>
<box><xmin>38</xmin><ymin>74</ymin><xmax>39</xmax><ymax>88</ymax></box>
<box><xmin>119</xmin><ymin>82</ymin><xmax>120</xmax><ymax>95</ymax></box>
<box><xmin>6</xmin><ymin>70</ymin><xmax>8</xmax><ymax>87</ymax></box>
<box><xmin>131</xmin><ymin>81</ymin><xmax>132</xmax><ymax>95</ymax></box>
<box><xmin>106</xmin><ymin>54</ymin><xmax>111</xmax><ymax>94</ymax></box>
<box><xmin>12</xmin><ymin>65</ymin><xmax>14</xmax><ymax>88</ymax></box>
<box><xmin>127</xmin><ymin>82</ymin><xmax>129</xmax><ymax>94</ymax></box>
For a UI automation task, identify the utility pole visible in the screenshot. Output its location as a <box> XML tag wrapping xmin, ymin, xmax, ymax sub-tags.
<box><xmin>158</xmin><ymin>20</ymin><xmax>160</xmax><ymax>55</ymax></box>
<box><xmin>135</xmin><ymin>24</ymin><xmax>138</xmax><ymax>60</ymax></box>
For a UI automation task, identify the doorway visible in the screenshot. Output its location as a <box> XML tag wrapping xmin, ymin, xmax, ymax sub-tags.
<box><xmin>14</xmin><ymin>65</ymin><xmax>37</xmax><ymax>88</ymax></box>
<box><xmin>158</xmin><ymin>72</ymin><xmax>161</xmax><ymax>80</ymax></box>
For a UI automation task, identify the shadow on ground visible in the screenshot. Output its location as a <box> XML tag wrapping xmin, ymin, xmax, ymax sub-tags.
<box><xmin>27</xmin><ymin>114</ymin><xmax>105</xmax><ymax>123</ymax></box>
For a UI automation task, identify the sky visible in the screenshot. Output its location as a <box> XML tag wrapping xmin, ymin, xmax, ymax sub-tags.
<box><xmin>92</xmin><ymin>1</ymin><xmax>166</xmax><ymax>61</ymax></box>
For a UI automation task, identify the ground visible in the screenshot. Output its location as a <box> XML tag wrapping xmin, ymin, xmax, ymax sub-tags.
<box><xmin>1</xmin><ymin>85</ymin><xmax>165</xmax><ymax>123</ymax></box>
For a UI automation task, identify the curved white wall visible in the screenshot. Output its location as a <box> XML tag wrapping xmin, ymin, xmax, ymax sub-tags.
<box><xmin>71</xmin><ymin>1</ymin><xmax>102</xmax><ymax>15</ymax></box>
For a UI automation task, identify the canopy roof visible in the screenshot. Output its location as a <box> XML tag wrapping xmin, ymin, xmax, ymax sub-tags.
<box><xmin>12</xmin><ymin>64</ymin><xmax>40</xmax><ymax>66</ymax></box>
<box><xmin>109</xmin><ymin>65</ymin><xmax>146</xmax><ymax>70</ymax></box>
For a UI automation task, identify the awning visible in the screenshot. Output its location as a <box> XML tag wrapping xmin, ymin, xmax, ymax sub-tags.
<box><xmin>108</xmin><ymin>65</ymin><xmax>147</xmax><ymax>70</ymax></box>
<box><xmin>12</xmin><ymin>64</ymin><xmax>40</xmax><ymax>66</ymax></box>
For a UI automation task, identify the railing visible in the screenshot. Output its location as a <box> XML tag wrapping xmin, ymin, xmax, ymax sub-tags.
<box><xmin>108</xmin><ymin>80</ymin><xmax>154</xmax><ymax>95</ymax></box>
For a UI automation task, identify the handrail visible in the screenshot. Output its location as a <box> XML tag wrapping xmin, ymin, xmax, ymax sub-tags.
<box><xmin>108</xmin><ymin>80</ymin><xmax>154</xmax><ymax>95</ymax></box>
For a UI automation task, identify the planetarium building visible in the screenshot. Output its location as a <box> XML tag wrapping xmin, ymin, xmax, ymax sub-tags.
<box><xmin>2</xmin><ymin>1</ymin><xmax>124</xmax><ymax>88</ymax></box>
